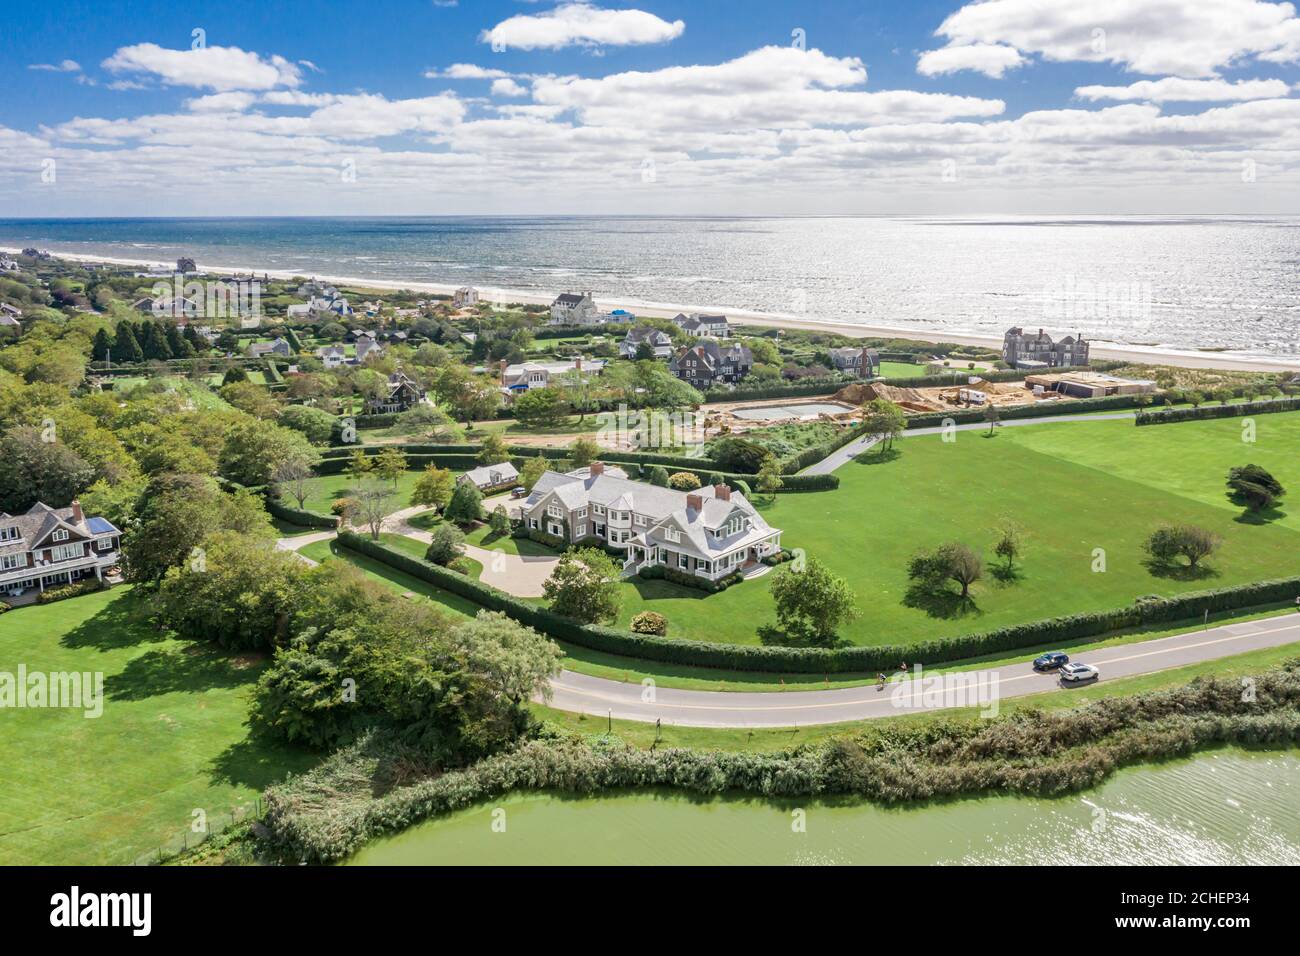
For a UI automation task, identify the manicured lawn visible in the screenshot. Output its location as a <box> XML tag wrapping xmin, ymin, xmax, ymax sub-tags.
<box><xmin>463</xmin><ymin>522</ymin><xmax>555</xmax><ymax>557</ymax></box>
<box><xmin>297</xmin><ymin>471</ymin><xmax>426</xmax><ymax>516</ymax></box>
<box><xmin>299</xmin><ymin>536</ymin><xmax>482</xmax><ymax>616</ymax></box>
<box><xmin>877</xmin><ymin>361</ymin><xmax>927</xmax><ymax>378</ymax></box>
<box><xmin>611</xmin><ymin>415</ymin><xmax>1300</xmax><ymax>647</ymax></box>
<box><xmin>0</xmin><ymin>588</ymin><xmax>318</xmax><ymax>865</ymax></box>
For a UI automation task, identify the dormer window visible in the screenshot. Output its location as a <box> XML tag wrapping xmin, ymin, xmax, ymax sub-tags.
<box><xmin>665</xmin><ymin>527</ymin><xmax>681</xmax><ymax>543</ymax></box>
<box><xmin>52</xmin><ymin>529</ymin><xmax>69</xmax><ymax>542</ymax></box>
<box><xmin>0</xmin><ymin>526</ymin><xmax>20</xmax><ymax>542</ymax></box>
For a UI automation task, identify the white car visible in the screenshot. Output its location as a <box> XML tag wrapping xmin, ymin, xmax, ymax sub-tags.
<box><xmin>1059</xmin><ymin>662</ymin><xmax>1100</xmax><ymax>685</ymax></box>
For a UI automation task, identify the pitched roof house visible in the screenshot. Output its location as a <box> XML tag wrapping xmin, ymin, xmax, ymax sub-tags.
<box><xmin>828</xmin><ymin>346</ymin><xmax>880</xmax><ymax>376</ymax></box>
<box><xmin>247</xmin><ymin>337</ymin><xmax>291</xmax><ymax>358</ymax></box>
<box><xmin>1002</xmin><ymin>327</ymin><xmax>1090</xmax><ymax>369</ymax></box>
<box><xmin>672</xmin><ymin>312</ymin><xmax>731</xmax><ymax>338</ymax></box>
<box><xmin>500</xmin><ymin>357</ymin><xmax>606</xmax><ymax>392</ymax></box>
<box><xmin>453</xmin><ymin>287</ymin><xmax>479</xmax><ymax>308</ymax></box>
<box><xmin>316</xmin><ymin>345</ymin><xmax>347</xmax><ymax>369</ymax></box>
<box><xmin>0</xmin><ymin>501</ymin><xmax>121</xmax><ymax>597</ymax></box>
<box><xmin>620</xmin><ymin>327</ymin><xmax>674</xmax><ymax>359</ymax></box>
<box><xmin>459</xmin><ymin>462</ymin><xmax>521</xmax><ymax>492</ymax></box>
<box><xmin>669</xmin><ymin>340</ymin><xmax>754</xmax><ymax>389</ymax></box>
<box><xmin>365</xmin><ymin>371</ymin><xmax>426</xmax><ymax>414</ymax></box>
<box><xmin>548</xmin><ymin>292</ymin><xmax>599</xmax><ymax>326</ymax></box>
<box><xmin>521</xmin><ymin>463</ymin><xmax>782</xmax><ymax>581</ymax></box>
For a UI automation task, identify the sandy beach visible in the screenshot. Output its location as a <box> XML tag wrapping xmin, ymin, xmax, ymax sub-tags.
<box><xmin>8</xmin><ymin>244</ymin><xmax>1299</xmax><ymax>374</ymax></box>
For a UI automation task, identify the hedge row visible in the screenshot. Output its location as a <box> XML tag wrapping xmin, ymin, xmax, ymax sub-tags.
<box><xmin>904</xmin><ymin>392</ymin><xmax>1147</xmax><ymax>429</ymax></box>
<box><xmin>315</xmin><ymin>453</ymin><xmax>483</xmax><ymax>475</ymax></box>
<box><xmin>1136</xmin><ymin>397</ymin><xmax>1300</xmax><ymax>426</ymax></box>
<box><xmin>264</xmin><ymin>496</ymin><xmax>339</xmax><ymax>529</ymax></box>
<box><xmin>336</xmin><ymin>532</ymin><xmax>1300</xmax><ymax>673</ymax></box>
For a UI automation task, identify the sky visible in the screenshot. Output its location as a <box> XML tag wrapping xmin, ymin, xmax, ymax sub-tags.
<box><xmin>3</xmin><ymin>0</ymin><xmax>1300</xmax><ymax>216</ymax></box>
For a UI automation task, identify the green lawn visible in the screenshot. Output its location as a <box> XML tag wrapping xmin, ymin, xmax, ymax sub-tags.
<box><xmin>463</xmin><ymin>522</ymin><xmax>555</xmax><ymax>557</ymax></box>
<box><xmin>611</xmin><ymin>415</ymin><xmax>1300</xmax><ymax>647</ymax></box>
<box><xmin>877</xmin><ymin>361</ymin><xmax>927</xmax><ymax>378</ymax></box>
<box><xmin>297</xmin><ymin>471</ymin><xmax>426</xmax><ymax>516</ymax></box>
<box><xmin>299</xmin><ymin>536</ymin><xmax>482</xmax><ymax>616</ymax></box>
<box><xmin>0</xmin><ymin>588</ymin><xmax>317</xmax><ymax>865</ymax></box>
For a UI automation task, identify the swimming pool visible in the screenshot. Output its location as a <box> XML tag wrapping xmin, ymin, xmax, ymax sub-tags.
<box><xmin>730</xmin><ymin>402</ymin><xmax>856</xmax><ymax>421</ymax></box>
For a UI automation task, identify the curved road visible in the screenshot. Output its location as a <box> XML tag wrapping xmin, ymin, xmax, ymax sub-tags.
<box><xmin>544</xmin><ymin>614</ymin><xmax>1300</xmax><ymax>727</ymax></box>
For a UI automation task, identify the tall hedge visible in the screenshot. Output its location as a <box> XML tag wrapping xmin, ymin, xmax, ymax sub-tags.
<box><xmin>1136</xmin><ymin>397</ymin><xmax>1300</xmax><ymax>426</ymax></box>
<box><xmin>335</xmin><ymin>532</ymin><xmax>1299</xmax><ymax>674</ymax></box>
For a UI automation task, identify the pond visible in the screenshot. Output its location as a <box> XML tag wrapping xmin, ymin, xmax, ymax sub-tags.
<box><xmin>347</xmin><ymin>748</ymin><xmax>1300</xmax><ymax>865</ymax></box>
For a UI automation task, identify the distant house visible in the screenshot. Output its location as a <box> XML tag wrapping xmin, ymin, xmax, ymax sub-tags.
<box><xmin>0</xmin><ymin>501</ymin><xmax>122</xmax><ymax>597</ymax></box>
<box><xmin>0</xmin><ymin>303</ymin><xmax>23</xmax><ymax>322</ymax></box>
<box><xmin>672</xmin><ymin>312</ymin><xmax>730</xmax><ymax>338</ymax></box>
<box><xmin>670</xmin><ymin>340</ymin><xmax>753</xmax><ymax>389</ymax></box>
<box><xmin>453</xmin><ymin>287</ymin><xmax>479</xmax><ymax>308</ymax></box>
<box><xmin>0</xmin><ymin>256</ymin><xmax>19</xmax><ymax>272</ymax></box>
<box><xmin>355</xmin><ymin>338</ymin><xmax>384</xmax><ymax>363</ymax></box>
<box><xmin>500</xmin><ymin>357</ymin><xmax>606</xmax><ymax>392</ymax></box>
<box><xmin>132</xmin><ymin>296</ymin><xmax>201</xmax><ymax>320</ymax></box>
<box><xmin>366</xmin><ymin>371</ymin><xmax>426</xmax><ymax>414</ymax></box>
<box><xmin>1002</xmin><ymin>328</ymin><xmax>1090</xmax><ymax>369</ymax></box>
<box><xmin>316</xmin><ymin>345</ymin><xmax>347</xmax><ymax>369</ymax></box>
<box><xmin>285</xmin><ymin>303</ymin><xmax>311</xmax><ymax>321</ymax></box>
<box><xmin>603</xmin><ymin>309</ymin><xmax>636</xmax><ymax>325</ymax></box>
<box><xmin>176</xmin><ymin>257</ymin><xmax>197</xmax><ymax>274</ymax></box>
<box><xmin>459</xmin><ymin>462</ymin><xmax>520</xmax><ymax>493</ymax></box>
<box><xmin>620</xmin><ymin>327</ymin><xmax>674</xmax><ymax>359</ymax></box>
<box><xmin>549</xmin><ymin>292</ymin><xmax>599</xmax><ymax>326</ymax></box>
<box><xmin>247</xmin><ymin>337</ymin><xmax>292</xmax><ymax>358</ymax></box>
<box><xmin>308</xmin><ymin>294</ymin><xmax>352</xmax><ymax>319</ymax></box>
<box><xmin>828</xmin><ymin>346</ymin><xmax>880</xmax><ymax>377</ymax></box>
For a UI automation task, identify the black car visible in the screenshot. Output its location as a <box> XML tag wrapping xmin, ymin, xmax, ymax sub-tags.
<box><xmin>1032</xmin><ymin>651</ymin><xmax>1069</xmax><ymax>671</ymax></box>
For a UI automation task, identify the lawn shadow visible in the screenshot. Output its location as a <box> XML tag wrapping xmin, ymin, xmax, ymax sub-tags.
<box><xmin>208</xmin><ymin>733</ymin><xmax>324</xmax><ymax>792</ymax></box>
<box><xmin>1230</xmin><ymin>503</ymin><xmax>1287</xmax><ymax>525</ymax></box>
<box><xmin>106</xmin><ymin>644</ymin><xmax>265</xmax><ymax>701</ymax></box>
<box><xmin>626</xmin><ymin>577</ymin><xmax>710</xmax><ymax>603</ymax></box>
<box><xmin>756</xmin><ymin>624</ymin><xmax>850</xmax><ymax>649</ymax></box>
<box><xmin>61</xmin><ymin>591</ymin><xmax>167</xmax><ymax>652</ymax></box>
<box><xmin>1141</xmin><ymin>559</ymin><xmax>1222</xmax><ymax>582</ymax></box>
<box><xmin>988</xmin><ymin>564</ymin><xmax>1024</xmax><ymax>587</ymax></box>
<box><xmin>902</xmin><ymin>583</ymin><xmax>981</xmax><ymax>620</ymax></box>
<box><xmin>852</xmin><ymin>446</ymin><xmax>900</xmax><ymax>466</ymax></box>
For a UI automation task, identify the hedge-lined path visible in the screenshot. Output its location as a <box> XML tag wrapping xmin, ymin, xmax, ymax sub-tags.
<box><xmin>381</xmin><ymin>504</ymin><xmax>559</xmax><ymax>598</ymax></box>
<box><xmin>274</xmin><ymin>530</ymin><xmax>335</xmax><ymax>565</ymax></box>
<box><xmin>802</xmin><ymin>410</ymin><xmax>1138</xmax><ymax>475</ymax></box>
<box><xmin>543</xmin><ymin>613</ymin><xmax>1300</xmax><ymax>727</ymax></box>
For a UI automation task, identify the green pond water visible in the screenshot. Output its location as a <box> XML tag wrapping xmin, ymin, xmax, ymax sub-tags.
<box><xmin>348</xmin><ymin>748</ymin><xmax>1300</xmax><ymax>865</ymax></box>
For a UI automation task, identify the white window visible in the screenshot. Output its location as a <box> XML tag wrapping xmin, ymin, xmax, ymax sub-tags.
<box><xmin>593</xmin><ymin>505</ymin><xmax>605</xmax><ymax>516</ymax></box>
<box><xmin>52</xmin><ymin>543</ymin><xmax>81</xmax><ymax>562</ymax></box>
<box><xmin>1</xmin><ymin>554</ymin><xmax>23</xmax><ymax>571</ymax></box>
<box><xmin>529</xmin><ymin>518</ymin><xmax>539</xmax><ymax>529</ymax></box>
<box><xmin>634</xmin><ymin>515</ymin><xmax>646</xmax><ymax>526</ymax></box>
<box><xmin>665</xmin><ymin>527</ymin><xmax>680</xmax><ymax>543</ymax></box>
<box><xmin>679</xmin><ymin>554</ymin><xmax>689</xmax><ymax>569</ymax></box>
<box><xmin>698</xmin><ymin>561</ymin><xmax>711</xmax><ymax>574</ymax></box>
<box><xmin>0</xmin><ymin>526</ymin><xmax>19</xmax><ymax>542</ymax></box>
<box><xmin>52</xmin><ymin>529</ymin><xmax>69</xmax><ymax>542</ymax></box>
<box><xmin>576</xmin><ymin>508</ymin><xmax>587</xmax><ymax>518</ymax></box>
<box><xmin>97</xmin><ymin>538</ymin><xmax>114</xmax><ymax>551</ymax></box>
<box><xmin>575</xmin><ymin>524</ymin><xmax>586</xmax><ymax>537</ymax></box>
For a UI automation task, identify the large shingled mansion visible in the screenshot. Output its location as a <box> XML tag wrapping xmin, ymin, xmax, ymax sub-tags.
<box><xmin>521</xmin><ymin>463</ymin><xmax>782</xmax><ymax>581</ymax></box>
<box><xmin>0</xmin><ymin>501</ymin><xmax>121</xmax><ymax>598</ymax></box>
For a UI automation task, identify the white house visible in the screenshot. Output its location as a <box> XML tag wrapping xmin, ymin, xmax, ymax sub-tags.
<box><xmin>620</xmin><ymin>327</ymin><xmax>674</xmax><ymax>359</ymax></box>
<box><xmin>521</xmin><ymin>463</ymin><xmax>782</xmax><ymax>581</ymax></box>
<box><xmin>0</xmin><ymin>501</ymin><xmax>121</xmax><ymax>597</ymax></box>
<box><xmin>316</xmin><ymin>345</ymin><xmax>347</xmax><ymax>369</ymax></box>
<box><xmin>453</xmin><ymin>287</ymin><xmax>479</xmax><ymax>308</ymax></box>
<box><xmin>459</xmin><ymin>462</ymin><xmax>520</xmax><ymax>492</ymax></box>
<box><xmin>672</xmin><ymin>313</ymin><xmax>730</xmax><ymax>338</ymax></box>
<box><xmin>500</xmin><ymin>357</ymin><xmax>606</xmax><ymax>392</ymax></box>
<box><xmin>549</xmin><ymin>292</ymin><xmax>599</xmax><ymax>326</ymax></box>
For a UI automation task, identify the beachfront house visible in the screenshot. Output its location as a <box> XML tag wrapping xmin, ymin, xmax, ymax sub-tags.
<box><xmin>176</xmin><ymin>257</ymin><xmax>197</xmax><ymax>274</ymax></box>
<box><xmin>620</xmin><ymin>327</ymin><xmax>674</xmax><ymax>359</ymax></box>
<box><xmin>828</xmin><ymin>346</ymin><xmax>881</xmax><ymax>377</ymax></box>
<box><xmin>672</xmin><ymin>312</ymin><xmax>731</xmax><ymax>338</ymax></box>
<box><xmin>459</xmin><ymin>462</ymin><xmax>520</xmax><ymax>493</ymax></box>
<box><xmin>521</xmin><ymin>462</ymin><xmax>782</xmax><ymax>580</ymax></box>
<box><xmin>453</xmin><ymin>287</ymin><xmax>479</xmax><ymax>308</ymax></box>
<box><xmin>549</xmin><ymin>292</ymin><xmax>599</xmax><ymax>326</ymax></box>
<box><xmin>669</xmin><ymin>340</ymin><xmax>753</xmax><ymax>389</ymax></box>
<box><xmin>500</xmin><ymin>357</ymin><xmax>606</xmax><ymax>392</ymax></box>
<box><xmin>365</xmin><ymin>371</ymin><xmax>425</xmax><ymax>414</ymax></box>
<box><xmin>1002</xmin><ymin>328</ymin><xmax>1090</xmax><ymax>369</ymax></box>
<box><xmin>0</xmin><ymin>501</ymin><xmax>121</xmax><ymax>598</ymax></box>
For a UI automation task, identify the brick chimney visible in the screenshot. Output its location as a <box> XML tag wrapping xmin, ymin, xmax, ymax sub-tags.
<box><xmin>714</xmin><ymin>484</ymin><xmax>730</xmax><ymax>501</ymax></box>
<box><xmin>589</xmin><ymin>461</ymin><xmax>604</xmax><ymax>476</ymax></box>
<box><xmin>686</xmin><ymin>493</ymin><xmax>703</xmax><ymax>512</ymax></box>
<box><xmin>70</xmin><ymin>500</ymin><xmax>84</xmax><ymax>523</ymax></box>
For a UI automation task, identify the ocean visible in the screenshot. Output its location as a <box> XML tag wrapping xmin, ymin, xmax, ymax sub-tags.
<box><xmin>2</xmin><ymin>215</ymin><xmax>1298</xmax><ymax>360</ymax></box>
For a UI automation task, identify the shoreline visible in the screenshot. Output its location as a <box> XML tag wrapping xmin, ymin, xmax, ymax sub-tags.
<box><xmin>7</xmin><ymin>244</ymin><xmax>1300</xmax><ymax>374</ymax></box>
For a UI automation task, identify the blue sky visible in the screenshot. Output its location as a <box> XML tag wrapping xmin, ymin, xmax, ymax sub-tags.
<box><xmin>3</xmin><ymin>1</ymin><xmax>1300</xmax><ymax>215</ymax></box>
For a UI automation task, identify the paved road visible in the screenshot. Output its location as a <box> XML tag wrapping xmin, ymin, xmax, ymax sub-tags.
<box><xmin>802</xmin><ymin>411</ymin><xmax>1137</xmax><ymax>475</ymax></box>
<box><xmin>543</xmin><ymin>613</ymin><xmax>1300</xmax><ymax>727</ymax></box>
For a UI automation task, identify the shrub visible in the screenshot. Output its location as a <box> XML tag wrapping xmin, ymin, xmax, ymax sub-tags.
<box><xmin>630</xmin><ymin>611</ymin><xmax>669</xmax><ymax>636</ymax></box>
<box><xmin>668</xmin><ymin>471</ymin><xmax>702</xmax><ymax>490</ymax></box>
<box><xmin>1137</xmin><ymin>397</ymin><xmax>1300</xmax><ymax>426</ymax></box>
<box><xmin>425</xmin><ymin>523</ymin><xmax>466</xmax><ymax>565</ymax></box>
<box><xmin>36</xmin><ymin>578</ymin><xmax>107</xmax><ymax>604</ymax></box>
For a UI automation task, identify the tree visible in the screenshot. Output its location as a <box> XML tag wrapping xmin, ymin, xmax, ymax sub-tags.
<box><xmin>374</xmin><ymin>447</ymin><xmax>407</xmax><ymax>492</ymax></box>
<box><xmin>353</xmin><ymin>481</ymin><xmax>395</xmax><ymax>540</ymax></box>
<box><xmin>449</xmin><ymin>374</ymin><xmax>499</xmax><ymax>425</ymax></box>
<box><xmin>411</xmin><ymin>463</ymin><xmax>455</xmax><ymax>510</ymax></box>
<box><xmin>993</xmin><ymin>520</ymin><xmax>1023</xmax><ymax>572</ymax></box>
<box><xmin>647</xmin><ymin>465</ymin><xmax>669</xmax><ymax>487</ymax></box>
<box><xmin>91</xmin><ymin>328</ymin><xmax>112</xmax><ymax>362</ymax></box>
<box><xmin>1227</xmin><ymin>464</ymin><xmax>1286</xmax><ymax>513</ymax></box>
<box><xmin>513</xmin><ymin>387</ymin><xmax>569</xmax><ymax>429</ymax></box>
<box><xmin>273</xmin><ymin>449</ymin><xmax>319</xmax><ymax>509</ymax></box>
<box><xmin>569</xmin><ymin>436</ymin><xmax>600</xmax><ymax>469</ymax></box>
<box><xmin>220</xmin><ymin>380</ymin><xmax>282</xmax><ymax>419</ymax></box>
<box><xmin>478</xmin><ymin>432</ymin><xmax>510</xmax><ymax>465</ymax></box>
<box><xmin>0</xmin><ymin>427</ymin><xmax>96</xmax><ymax>513</ymax></box>
<box><xmin>221</xmin><ymin>363</ymin><xmax>248</xmax><ymax>384</ymax></box>
<box><xmin>707</xmin><ymin>436</ymin><xmax>768</xmax><ymax>474</ymax></box>
<box><xmin>347</xmin><ymin>449</ymin><xmax>374</xmax><ymax>484</ymax></box>
<box><xmin>488</xmin><ymin>504</ymin><xmax>511</xmax><ymax>537</ymax></box>
<box><xmin>669</xmin><ymin>471</ymin><xmax>701</xmax><ymax>490</ymax></box>
<box><xmin>219</xmin><ymin>418</ymin><xmax>317</xmax><ymax>486</ymax></box>
<box><xmin>278</xmin><ymin>404</ymin><xmax>336</xmax><ymax>445</ymax></box>
<box><xmin>1145</xmin><ymin>524</ymin><xmax>1222</xmax><ymax>569</ymax></box>
<box><xmin>113</xmin><ymin>321</ymin><xmax>143</xmax><ymax>364</ymax></box>
<box><xmin>767</xmin><ymin>558</ymin><xmax>858</xmax><ymax>646</ymax></box>
<box><xmin>425</xmin><ymin>522</ymin><xmax>466</xmax><ymax>565</ymax></box>
<box><xmin>520</xmin><ymin>454</ymin><xmax>549</xmax><ymax>491</ymax></box>
<box><xmin>983</xmin><ymin>402</ymin><xmax>1001</xmax><ymax>435</ymax></box>
<box><xmin>448</xmin><ymin>610</ymin><xmax>562</xmax><ymax>705</ymax></box>
<box><xmin>860</xmin><ymin>398</ymin><xmax>905</xmax><ymax>452</ymax></box>
<box><xmin>443</xmin><ymin>479</ymin><xmax>483</xmax><ymax>525</ymax></box>
<box><xmin>755</xmin><ymin>455</ymin><xmax>784</xmax><ymax>498</ymax></box>
<box><xmin>908</xmin><ymin>542</ymin><xmax>983</xmax><ymax>599</ymax></box>
<box><xmin>543</xmin><ymin>548</ymin><xmax>623</xmax><ymax>624</ymax></box>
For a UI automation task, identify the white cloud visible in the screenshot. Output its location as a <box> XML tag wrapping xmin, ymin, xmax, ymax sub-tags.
<box><xmin>187</xmin><ymin>92</ymin><xmax>258</xmax><ymax>112</ymax></box>
<box><xmin>102</xmin><ymin>43</ymin><xmax>302</xmax><ymax>91</ymax></box>
<box><xmin>1076</xmin><ymin>77</ymin><xmax>1292</xmax><ymax>102</ymax></box>
<box><xmin>927</xmin><ymin>0</ymin><xmax>1300</xmax><ymax>77</ymax></box>
<box><xmin>491</xmin><ymin>78</ymin><xmax>529</xmax><ymax>98</ymax></box>
<box><xmin>29</xmin><ymin>59</ymin><xmax>82</xmax><ymax>73</ymax></box>
<box><xmin>431</xmin><ymin>63</ymin><xmax>514</xmax><ymax>80</ymax></box>
<box><xmin>481</xmin><ymin>2</ymin><xmax>685</xmax><ymax>51</ymax></box>
<box><xmin>917</xmin><ymin>43</ymin><xmax>1024</xmax><ymax>77</ymax></box>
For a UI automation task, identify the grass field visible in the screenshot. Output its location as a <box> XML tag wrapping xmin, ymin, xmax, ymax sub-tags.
<box><xmin>299</xmin><ymin>536</ymin><xmax>482</xmax><ymax>615</ymax></box>
<box><xmin>609</xmin><ymin>414</ymin><xmax>1300</xmax><ymax>647</ymax></box>
<box><xmin>0</xmin><ymin>588</ymin><xmax>317</xmax><ymax>865</ymax></box>
<box><xmin>297</xmin><ymin>471</ymin><xmax>425</xmax><ymax>516</ymax></box>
